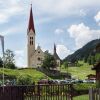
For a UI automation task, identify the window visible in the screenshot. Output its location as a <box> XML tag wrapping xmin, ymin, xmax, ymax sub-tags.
<box><xmin>32</xmin><ymin>41</ymin><xmax>33</xmax><ymax>45</ymax></box>
<box><xmin>30</xmin><ymin>41</ymin><xmax>31</xmax><ymax>45</ymax></box>
<box><xmin>38</xmin><ymin>51</ymin><xmax>40</xmax><ymax>53</ymax></box>
<box><xmin>30</xmin><ymin>37</ymin><xmax>33</xmax><ymax>40</ymax></box>
<box><xmin>38</xmin><ymin>57</ymin><xmax>41</xmax><ymax>61</ymax></box>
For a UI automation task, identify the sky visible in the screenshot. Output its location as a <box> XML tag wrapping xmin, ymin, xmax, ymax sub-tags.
<box><xmin>0</xmin><ymin>0</ymin><xmax>100</xmax><ymax>67</ymax></box>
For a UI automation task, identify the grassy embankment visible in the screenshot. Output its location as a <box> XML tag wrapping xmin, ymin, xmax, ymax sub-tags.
<box><xmin>61</xmin><ymin>61</ymin><xmax>95</xmax><ymax>79</ymax></box>
<box><xmin>0</xmin><ymin>68</ymin><xmax>47</xmax><ymax>82</ymax></box>
<box><xmin>0</xmin><ymin>61</ymin><xmax>95</xmax><ymax>82</ymax></box>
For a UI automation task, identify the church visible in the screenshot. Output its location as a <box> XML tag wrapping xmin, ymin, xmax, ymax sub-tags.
<box><xmin>27</xmin><ymin>5</ymin><xmax>60</xmax><ymax>68</ymax></box>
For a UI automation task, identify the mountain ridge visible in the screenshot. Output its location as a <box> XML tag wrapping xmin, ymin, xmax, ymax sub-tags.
<box><xmin>64</xmin><ymin>39</ymin><xmax>100</xmax><ymax>62</ymax></box>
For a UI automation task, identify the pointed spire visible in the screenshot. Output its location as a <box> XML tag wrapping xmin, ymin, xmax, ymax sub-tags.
<box><xmin>54</xmin><ymin>43</ymin><xmax>56</xmax><ymax>53</ymax></box>
<box><xmin>28</xmin><ymin>4</ymin><xmax>35</xmax><ymax>33</ymax></box>
<box><xmin>54</xmin><ymin>43</ymin><xmax>60</xmax><ymax>60</ymax></box>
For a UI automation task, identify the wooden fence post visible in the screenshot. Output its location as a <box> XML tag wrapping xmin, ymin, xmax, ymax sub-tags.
<box><xmin>69</xmin><ymin>84</ymin><xmax>73</xmax><ymax>100</ymax></box>
<box><xmin>89</xmin><ymin>88</ymin><xmax>95</xmax><ymax>100</ymax></box>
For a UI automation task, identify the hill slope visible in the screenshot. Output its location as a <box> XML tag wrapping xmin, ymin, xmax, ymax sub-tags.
<box><xmin>64</xmin><ymin>39</ymin><xmax>100</xmax><ymax>62</ymax></box>
<box><xmin>0</xmin><ymin>68</ymin><xmax>47</xmax><ymax>82</ymax></box>
<box><xmin>61</xmin><ymin>61</ymin><xmax>95</xmax><ymax>79</ymax></box>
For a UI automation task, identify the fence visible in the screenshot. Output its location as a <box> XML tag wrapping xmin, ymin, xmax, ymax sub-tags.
<box><xmin>89</xmin><ymin>88</ymin><xmax>100</xmax><ymax>100</ymax></box>
<box><xmin>0</xmin><ymin>84</ymin><xmax>73</xmax><ymax>100</ymax></box>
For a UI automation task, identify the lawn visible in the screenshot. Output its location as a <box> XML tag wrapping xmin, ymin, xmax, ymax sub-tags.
<box><xmin>61</xmin><ymin>61</ymin><xmax>95</xmax><ymax>79</ymax></box>
<box><xmin>0</xmin><ymin>61</ymin><xmax>96</xmax><ymax>82</ymax></box>
<box><xmin>0</xmin><ymin>68</ymin><xmax>48</xmax><ymax>82</ymax></box>
<box><xmin>25</xmin><ymin>95</ymin><xmax>89</xmax><ymax>100</ymax></box>
<box><xmin>73</xmin><ymin>95</ymin><xmax>89</xmax><ymax>100</ymax></box>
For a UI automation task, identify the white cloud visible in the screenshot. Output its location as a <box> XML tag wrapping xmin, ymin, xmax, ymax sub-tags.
<box><xmin>68</xmin><ymin>23</ymin><xmax>100</xmax><ymax>49</ymax></box>
<box><xmin>94</xmin><ymin>11</ymin><xmax>100</xmax><ymax>26</ymax></box>
<box><xmin>14</xmin><ymin>49</ymin><xmax>27</xmax><ymax>68</ymax></box>
<box><xmin>55</xmin><ymin>29</ymin><xmax>64</xmax><ymax>35</ymax></box>
<box><xmin>79</xmin><ymin>9</ymin><xmax>87</xmax><ymax>17</ymax></box>
<box><xmin>0</xmin><ymin>27</ymin><xmax>20</xmax><ymax>36</ymax></box>
<box><xmin>0</xmin><ymin>0</ymin><xmax>24</xmax><ymax>24</ymax></box>
<box><xmin>32</xmin><ymin>0</ymin><xmax>100</xmax><ymax>17</ymax></box>
<box><xmin>0</xmin><ymin>0</ymin><xmax>99</xmax><ymax>24</ymax></box>
<box><xmin>56</xmin><ymin>44</ymin><xmax>72</xmax><ymax>59</ymax></box>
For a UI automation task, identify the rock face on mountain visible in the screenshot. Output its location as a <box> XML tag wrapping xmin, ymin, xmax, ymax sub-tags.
<box><xmin>64</xmin><ymin>39</ymin><xmax>100</xmax><ymax>62</ymax></box>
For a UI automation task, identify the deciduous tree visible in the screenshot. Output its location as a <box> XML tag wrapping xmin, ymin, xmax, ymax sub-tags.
<box><xmin>4</xmin><ymin>49</ymin><xmax>16</xmax><ymax>69</ymax></box>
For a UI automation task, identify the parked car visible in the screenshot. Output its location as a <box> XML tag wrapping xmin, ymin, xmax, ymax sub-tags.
<box><xmin>83</xmin><ymin>79</ymin><xmax>96</xmax><ymax>83</ymax></box>
<box><xmin>53</xmin><ymin>80</ymin><xmax>61</xmax><ymax>84</ymax></box>
<box><xmin>71</xmin><ymin>79</ymin><xmax>83</xmax><ymax>84</ymax></box>
<box><xmin>60</xmin><ymin>80</ymin><xmax>71</xmax><ymax>84</ymax></box>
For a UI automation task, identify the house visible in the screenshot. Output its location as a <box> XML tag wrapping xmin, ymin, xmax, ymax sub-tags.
<box><xmin>86</xmin><ymin>74</ymin><xmax>96</xmax><ymax>80</ymax></box>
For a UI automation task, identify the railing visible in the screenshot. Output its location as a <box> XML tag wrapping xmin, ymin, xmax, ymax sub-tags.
<box><xmin>89</xmin><ymin>88</ymin><xmax>100</xmax><ymax>100</ymax></box>
<box><xmin>0</xmin><ymin>84</ymin><xmax>73</xmax><ymax>100</ymax></box>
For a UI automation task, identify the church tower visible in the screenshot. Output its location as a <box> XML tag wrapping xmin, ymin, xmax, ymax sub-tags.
<box><xmin>53</xmin><ymin>44</ymin><xmax>61</xmax><ymax>68</ymax></box>
<box><xmin>27</xmin><ymin>5</ymin><xmax>35</xmax><ymax>67</ymax></box>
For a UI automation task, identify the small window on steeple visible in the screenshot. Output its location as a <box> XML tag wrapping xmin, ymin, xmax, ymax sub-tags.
<box><xmin>30</xmin><ymin>41</ymin><xmax>31</xmax><ymax>45</ymax></box>
<box><xmin>32</xmin><ymin>41</ymin><xmax>33</xmax><ymax>45</ymax></box>
<box><xmin>30</xmin><ymin>37</ymin><xmax>33</xmax><ymax>40</ymax></box>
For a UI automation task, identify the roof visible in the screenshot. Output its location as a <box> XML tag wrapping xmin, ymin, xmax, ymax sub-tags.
<box><xmin>53</xmin><ymin>44</ymin><xmax>60</xmax><ymax>60</ymax></box>
<box><xmin>87</xmin><ymin>74</ymin><xmax>96</xmax><ymax>77</ymax></box>
<box><xmin>92</xmin><ymin>62</ymin><xmax>100</xmax><ymax>70</ymax></box>
<box><xmin>54</xmin><ymin>52</ymin><xmax>60</xmax><ymax>60</ymax></box>
<box><xmin>28</xmin><ymin>5</ymin><xmax>35</xmax><ymax>33</ymax></box>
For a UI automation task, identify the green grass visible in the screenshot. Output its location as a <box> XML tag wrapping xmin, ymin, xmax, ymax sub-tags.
<box><xmin>61</xmin><ymin>61</ymin><xmax>95</xmax><ymax>79</ymax></box>
<box><xmin>73</xmin><ymin>83</ymin><xmax>96</xmax><ymax>91</ymax></box>
<box><xmin>0</xmin><ymin>68</ymin><xmax>48</xmax><ymax>82</ymax></box>
<box><xmin>25</xmin><ymin>95</ymin><xmax>89</xmax><ymax>100</ymax></box>
<box><xmin>73</xmin><ymin>95</ymin><xmax>89</xmax><ymax>100</ymax></box>
<box><xmin>0</xmin><ymin>61</ymin><xmax>96</xmax><ymax>82</ymax></box>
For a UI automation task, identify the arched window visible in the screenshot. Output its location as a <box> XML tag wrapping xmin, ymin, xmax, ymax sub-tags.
<box><xmin>37</xmin><ymin>57</ymin><xmax>41</xmax><ymax>61</ymax></box>
<box><xmin>38</xmin><ymin>51</ymin><xmax>40</xmax><ymax>53</ymax></box>
<box><xmin>32</xmin><ymin>41</ymin><xmax>33</xmax><ymax>45</ymax></box>
<box><xmin>30</xmin><ymin>41</ymin><xmax>31</xmax><ymax>45</ymax></box>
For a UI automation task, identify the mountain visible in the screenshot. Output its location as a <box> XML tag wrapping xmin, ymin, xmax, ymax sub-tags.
<box><xmin>64</xmin><ymin>39</ymin><xmax>100</xmax><ymax>62</ymax></box>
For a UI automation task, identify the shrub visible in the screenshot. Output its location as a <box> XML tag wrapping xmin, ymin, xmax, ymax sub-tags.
<box><xmin>17</xmin><ymin>74</ymin><xmax>34</xmax><ymax>85</ymax></box>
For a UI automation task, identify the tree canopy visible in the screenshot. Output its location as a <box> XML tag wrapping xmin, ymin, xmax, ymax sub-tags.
<box><xmin>4</xmin><ymin>49</ymin><xmax>16</xmax><ymax>69</ymax></box>
<box><xmin>42</xmin><ymin>53</ymin><xmax>57</xmax><ymax>70</ymax></box>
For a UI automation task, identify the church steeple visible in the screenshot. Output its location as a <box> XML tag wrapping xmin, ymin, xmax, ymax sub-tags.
<box><xmin>28</xmin><ymin>4</ymin><xmax>35</xmax><ymax>33</ymax></box>
<box><xmin>54</xmin><ymin>43</ymin><xmax>56</xmax><ymax>54</ymax></box>
<box><xmin>27</xmin><ymin>4</ymin><xmax>36</xmax><ymax>67</ymax></box>
<box><xmin>54</xmin><ymin>43</ymin><xmax>60</xmax><ymax>60</ymax></box>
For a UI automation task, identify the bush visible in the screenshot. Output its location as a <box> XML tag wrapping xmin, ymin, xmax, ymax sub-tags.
<box><xmin>73</xmin><ymin>83</ymin><xmax>96</xmax><ymax>91</ymax></box>
<box><xmin>17</xmin><ymin>75</ymin><xmax>34</xmax><ymax>85</ymax></box>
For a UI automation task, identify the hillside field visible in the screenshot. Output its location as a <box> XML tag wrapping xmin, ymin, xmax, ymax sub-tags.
<box><xmin>0</xmin><ymin>61</ymin><xmax>95</xmax><ymax>82</ymax></box>
<box><xmin>61</xmin><ymin>61</ymin><xmax>95</xmax><ymax>79</ymax></box>
<box><xmin>0</xmin><ymin>68</ymin><xmax>47</xmax><ymax>82</ymax></box>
